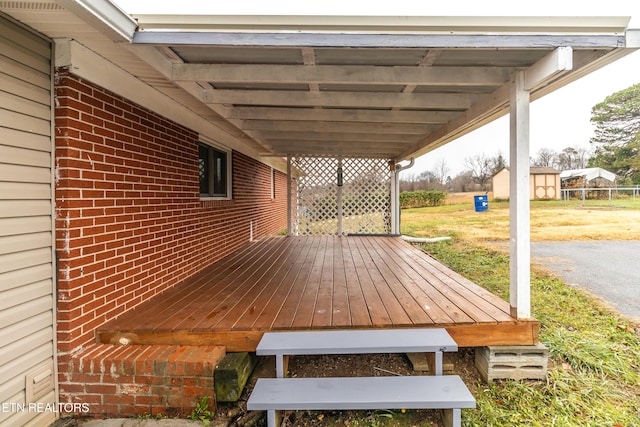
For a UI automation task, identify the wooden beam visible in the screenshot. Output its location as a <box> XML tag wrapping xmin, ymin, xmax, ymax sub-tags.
<box><xmin>240</xmin><ymin>120</ymin><xmax>439</xmax><ymax>134</ymax></box>
<box><xmin>204</xmin><ymin>89</ymin><xmax>479</xmax><ymax>109</ymax></box>
<box><xmin>397</xmin><ymin>46</ymin><xmax>577</xmax><ymax>161</ymax></box>
<box><xmin>509</xmin><ymin>71</ymin><xmax>531</xmax><ymax>320</ymax></box>
<box><xmin>524</xmin><ymin>46</ymin><xmax>573</xmax><ymax>90</ymax></box>
<box><xmin>253</xmin><ymin>130</ymin><xmax>417</xmax><ymax>143</ymax></box>
<box><xmin>227</xmin><ymin>107</ymin><xmax>458</xmax><ymax>124</ymax></box>
<box><xmin>172</xmin><ymin>63</ymin><xmax>511</xmax><ymax>86</ymax></box>
<box><xmin>398</xmin><ymin>82</ymin><xmax>511</xmax><ymax>160</ymax></box>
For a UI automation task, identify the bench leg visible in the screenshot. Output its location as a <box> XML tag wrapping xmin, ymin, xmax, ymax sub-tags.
<box><xmin>435</xmin><ymin>351</ymin><xmax>443</xmax><ymax>376</ymax></box>
<box><xmin>441</xmin><ymin>408</ymin><xmax>461</xmax><ymax>427</ymax></box>
<box><xmin>275</xmin><ymin>354</ymin><xmax>289</xmax><ymax>378</ymax></box>
<box><xmin>267</xmin><ymin>409</ymin><xmax>277</xmax><ymax>427</ymax></box>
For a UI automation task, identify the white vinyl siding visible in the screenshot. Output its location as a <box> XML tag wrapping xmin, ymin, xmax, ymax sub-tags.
<box><xmin>0</xmin><ymin>14</ymin><xmax>56</xmax><ymax>427</ymax></box>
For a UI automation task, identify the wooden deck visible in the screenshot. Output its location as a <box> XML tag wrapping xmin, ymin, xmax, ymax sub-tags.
<box><xmin>97</xmin><ymin>236</ymin><xmax>538</xmax><ymax>351</ymax></box>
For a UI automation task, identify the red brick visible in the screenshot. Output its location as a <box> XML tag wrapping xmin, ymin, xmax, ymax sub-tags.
<box><xmin>56</xmin><ymin>73</ymin><xmax>285</xmax><ymax>415</ymax></box>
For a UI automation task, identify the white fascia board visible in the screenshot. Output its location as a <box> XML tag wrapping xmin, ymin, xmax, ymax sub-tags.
<box><xmin>132</xmin><ymin>14</ymin><xmax>631</xmax><ymax>34</ymax></box>
<box><xmin>57</xmin><ymin>0</ymin><xmax>137</xmax><ymax>42</ymax></box>
<box><xmin>55</xmin><ymin>39</ymin><xmax>287</xmax><ymax>172</ymax></box>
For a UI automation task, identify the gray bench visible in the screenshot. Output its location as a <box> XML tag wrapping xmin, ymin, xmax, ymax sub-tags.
<box><xmin>249</xmin><ymin>329</ymin><xmax>474</xmax><ymax>427</ymax></box>
<box><xmin>248</xmin><ymin>376</ymin><xmax>475</xmax><ymax>427</ymax></box>
<box><xmin>256</xmin><ymin>328</ymin><xmax>458</xmax><ymax>377</ymax></box>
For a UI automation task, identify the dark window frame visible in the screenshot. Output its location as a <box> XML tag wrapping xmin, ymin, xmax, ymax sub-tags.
<box><xmin>199</xmin><ymin>142</ymin><xmax>231</xmax><ymax>199</ymax></box>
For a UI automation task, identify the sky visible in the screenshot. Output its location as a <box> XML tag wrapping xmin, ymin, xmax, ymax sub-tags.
<box><xmin>114</xmin><ymin>0</ymin><xmax>640</xmax><ymax>176</ymax></box>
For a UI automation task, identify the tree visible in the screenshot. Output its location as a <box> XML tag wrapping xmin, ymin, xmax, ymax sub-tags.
<box><xmin>464</xmin><ymin>153</ymin><xmax>492</xmax><ymax>190</ymax></box>
<box><xmin>588</xmin><ymin>83</ymin><xmax>640</xmax><ymax>184</ymax></box>
<box><xmin>432</xmin><ymin>158</ymin><xmax>450</xmax><ymax>190</ymax></box>
<box><xmin>556</xmin><ymin>146</ymin><xmax>590</xmax><ymax>170</ymax></box>
<box><xmin>532</xmin><ymin>148</ymin><xmax>558</xmax><ymax>167</ymax></box>
<box><xmin>490</xmin><ymin>152</ymin><xmax>508</xmax><ymax>175</ymax></box>
<box><xmin>449</xmin><ymin>170</ymin><xmax>475</xmax><ymax>192</ymax></box>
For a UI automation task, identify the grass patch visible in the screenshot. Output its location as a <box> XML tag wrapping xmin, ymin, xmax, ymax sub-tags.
<box><xmin>401</xmin><ymin>200</ymin><xmax>640</xmax><ymax>241</ymax></box>
<box><xmin>413</xmin><ymin>231</ymin><xmax>640</xmax><ymax>426</ymax></box>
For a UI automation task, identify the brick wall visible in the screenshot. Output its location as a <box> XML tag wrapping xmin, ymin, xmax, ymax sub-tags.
<box><xmin>54</xmin><ymin>70</ymin><xmax>286</xmax><ymax>415</ymax></box>
<box><xmin>59</xmin><ymin>344</ymin><xmax>226</xmax><ymax>418</ymax></box>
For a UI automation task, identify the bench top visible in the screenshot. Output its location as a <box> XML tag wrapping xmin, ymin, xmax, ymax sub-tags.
<box><xmin>247</xmin><ymin>375</ymin><xmax>475</xmax><ymax>411</ymax></box>
<box><xmin>256</xmin><ymin>328</ymin><xmax>457</xmax><ymax>356</ymax></box>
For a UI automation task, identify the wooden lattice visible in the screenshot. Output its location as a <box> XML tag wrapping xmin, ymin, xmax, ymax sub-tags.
<box><xmin>291</xmin><ymin>156</ymin><xmax>391</xmax><ymax>236</ymax></box>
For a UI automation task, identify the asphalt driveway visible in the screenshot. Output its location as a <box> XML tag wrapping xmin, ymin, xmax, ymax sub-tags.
<box><xmin>531</xmin><ymin>241</ymin><xmax>640</xmax><ymax>321</ymax></box>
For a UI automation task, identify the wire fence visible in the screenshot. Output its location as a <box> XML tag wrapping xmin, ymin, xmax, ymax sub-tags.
<box><xmin>561</xmin><ymin>187</ymin><xmax>640</xmax><ymax>207</ymax></box>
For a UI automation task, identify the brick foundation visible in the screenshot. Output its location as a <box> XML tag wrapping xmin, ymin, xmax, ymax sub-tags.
<box><xmin>59</xmin><ymin>344</ymin><xmax>226</xmax><ymax>418</ymax></box>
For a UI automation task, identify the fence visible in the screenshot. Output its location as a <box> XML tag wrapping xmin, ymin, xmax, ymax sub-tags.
<box><xmin>561</xmin><ymin>187</ymin><xmax>640</xmax><ymax>206</ymax></box>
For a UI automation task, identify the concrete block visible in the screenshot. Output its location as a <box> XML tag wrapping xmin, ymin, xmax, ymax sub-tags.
<box><xmin>214</xmin><ymin>352</ymin><xmax>257</xmax><ymax>402</ymax></box>
<box><xmin>475</xmin><ymin>344</ymin><xmax>548</xmax><ymax>383</ymax></box>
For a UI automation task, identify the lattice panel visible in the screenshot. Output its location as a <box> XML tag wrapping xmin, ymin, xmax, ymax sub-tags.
<box><xmin>342</xmin><ymin>157</ymin><xmax>392</xmax><ymax>234</ymax></box>
<box><xmin>291</xmin><ymin>156</ymin><xmax>391</xmax><ymax>236</ymax></box>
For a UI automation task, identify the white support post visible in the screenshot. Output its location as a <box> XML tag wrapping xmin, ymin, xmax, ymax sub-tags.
<box><xmin>337</xmin><ymin>157</ymin><xmax>343</xmax><ymax>235</ymax></box>
<box><xmin>390</xmin><ymin>163</ymin><xmax>398</xmax><ymax>234</ymax></box>
<box><xmin>287</xmin><ymin>155</ymin><xmax>292</xmax><ymax>236</ymax></box>
<box><xmin>509</xmin><ymin>71</ymin><xmax>531</xmax><ymax>319</ymax></box>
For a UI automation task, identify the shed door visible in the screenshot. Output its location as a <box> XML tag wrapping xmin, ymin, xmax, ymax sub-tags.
<box><xmin>0</xmin><ymin>15</ymin><xmax>57</xmax><ymax>426</ymax></box>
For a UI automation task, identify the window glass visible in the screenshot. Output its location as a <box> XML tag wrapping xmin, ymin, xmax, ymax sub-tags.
<box><xmin>199</xmin><ymin>143</ymin><xmax>229</xmax><ymax>198</ymax></box>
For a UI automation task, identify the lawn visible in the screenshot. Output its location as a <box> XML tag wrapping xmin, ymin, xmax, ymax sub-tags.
<box><xmin>401</xmin><ymin>201</ymin><xmax>640</xmax><ymax>426</ymax></box>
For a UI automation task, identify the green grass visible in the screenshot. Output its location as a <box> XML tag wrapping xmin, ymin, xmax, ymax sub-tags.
<box><xmin>414</xmin><ymin>231</ymin><xmax>640</xmax><ymax>426</ymax></box>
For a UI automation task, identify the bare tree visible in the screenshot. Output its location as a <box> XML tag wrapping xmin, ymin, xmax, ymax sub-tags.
<box><xmin>556</xmin><ymin>146</ymin><xmax>591</xmax><ymax>170</ymax></box>
<box><xmin>432</xmin><ymin>158</ymin><xmax>451</xmax><ymax>190</ymax></box>
<box><xmin>450</xmin><ymin>170</ymin><xmax>476</xmax><ymax>192</ymax></box>
<box><xmin>532</xmin><ymin>148</ymin><xmax>558</xmax><ymax>167</ymax></box>
<box><xmin>464</xmin><ymin>153</ymin><xmax>493</xmax><ymax>190</ymax></box>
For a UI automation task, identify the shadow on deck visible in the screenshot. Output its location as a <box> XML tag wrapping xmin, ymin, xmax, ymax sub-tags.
<box><xmin>97</xmin><ymin>236</ymin><xmax>538</xmax><ymax>351</ymax></box>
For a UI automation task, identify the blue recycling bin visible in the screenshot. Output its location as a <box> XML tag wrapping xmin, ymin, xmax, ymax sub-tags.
<box><xmin>474</xmin><ymin>195</ymin><xmax>488</xmax><ymax>212</ymax></box>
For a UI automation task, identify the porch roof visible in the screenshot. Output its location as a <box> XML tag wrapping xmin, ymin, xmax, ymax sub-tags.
<box><xmin>2</xmin><ymin>3</ymin><xmax>637</xmax><ymax>161</ymax></box>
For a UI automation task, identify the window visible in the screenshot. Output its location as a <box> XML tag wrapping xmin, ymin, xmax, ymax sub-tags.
<box><xmin>199</xmin><ymin>143</ymin><xmax>230</xmax><ymax>198</ymax></box>
<box><xmin>270</xmin><ymin>167</ymin><xmax>275</xmax><ymax>199</ymax></box>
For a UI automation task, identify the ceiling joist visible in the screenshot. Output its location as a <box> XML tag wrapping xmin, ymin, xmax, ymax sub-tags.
<box><xmin>171</xmin><ymin>63</ymin><xmax>513</xmax><ymax>86</ymax></box>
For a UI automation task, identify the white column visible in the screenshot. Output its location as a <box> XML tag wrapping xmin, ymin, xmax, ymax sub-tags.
<box><xmin>390</xmin><ymin>163</ymin><xmax>398</xmax><ymax>234</ymax></box>
<box><xmin>337</xmin><ymin>157</ymin><xmax>343</xmax><ymax>235</ymax></box>
<box><xmin>509</xmin><ymin>71</ymin><xmax>531</xmax><ymax>319</ymax></box>
<box><xmin>287</xmin><ymin>155</ymin><xmax>292</xmax><ymax>236</ymax></box>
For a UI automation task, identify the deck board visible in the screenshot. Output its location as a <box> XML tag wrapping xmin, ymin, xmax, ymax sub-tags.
<box><xmin>98</xmin><ymin>236</ymin><xmax>539</xmax><ymax>351</ymax></box>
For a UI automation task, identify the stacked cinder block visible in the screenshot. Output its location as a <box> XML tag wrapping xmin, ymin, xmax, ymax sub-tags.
<box><xmin>475</xmin><ymin>344</ymin><xmax>549</xmax><ymax>382</ymax></box>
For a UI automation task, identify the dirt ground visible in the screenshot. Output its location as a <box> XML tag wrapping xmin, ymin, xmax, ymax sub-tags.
<box><xmin>217</xmin><ymin>348</ymin><xmax>481</xmax><ymax>427</ymax></box>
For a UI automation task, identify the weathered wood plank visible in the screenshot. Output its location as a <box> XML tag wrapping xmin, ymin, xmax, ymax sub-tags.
<box><xmin>193</xmin><ymin>237</ymin><xmax>293</xmax><ymax>330</ymax></box>
<box><xmin>340</xmin><ymin>237</ymin><xmax>372</xmax><ymax>326</ymax></box>
<box><xmin>330</xmin><ymin>237</ymin><xmax>351</xmax><ymax>326</ymax></box>
<box><xmin>360</xmin><ymin>236</ymin><xmax>433</xmax><ymax>325</ymax></box>
<box><xmin>291</xmin><ymin>236</ymin><xmax>327</xmax><ymax>328</ymax></box>
<box><xmin>352</xmin><ymin>237</ymin><xmax>412</xmax><ymax>325</ymax></box>
<box><xmin>346</xmin><ymin>237</ymin><xmax>393</xmax><ymax>326</ymax></box>
<box><xmin>95</xmin><ymin>236</ymin><xmax>540</xmax><ymax>352</ymax></box>
<box><xmin>235</xmin><ymin>237</ymin><xmax>314</xmax><ymax>329</ymax></box>
<box><xmin>111</xmin><ymin>237</ymin><xmax>276</xmax><ymax>331</ymax></box>
<box><xmin>217</xmin><ymin>236</ymin><xmax>305</xmax><ymax>329</ymax></box>
<box><xmin>312</xmin><ymin>236</ymin><xmax>336</xmax><ymax>327</ymax></box>
<box><xmin>270</xmin><ymin>237</ymin><xmax>321</xmax><ymax>329</ymax></box>
<box><xmin>374</xmin><ymin>237</ymin><xmax>464</xmax><ymax>324</ymax></box>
